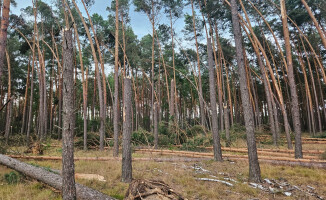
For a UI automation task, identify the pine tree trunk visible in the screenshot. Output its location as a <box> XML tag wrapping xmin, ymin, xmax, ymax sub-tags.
<box><xmin>230</xmin><ymin>0</ymin><xmax>261</xmax><ymax>182</ymax></box>
<box><xmin>121</xmin><ymin>77</ymin><xmax>132</xmax><ymax>183</ymax></box>
<box><xmin>4</xmin><ymin>50</ymin><xmax>11</xmax><ymax>144</ymax></box>
<box><xmin>0</xmin><ymin>0</ymin><xmax>10</xmax><ymax>90</ymax></box>
<box><xmin>207</xmin><ymin>37</ymin><xmax>223</xmax><ymax>161</ymax></box>
<box><xmin>80</xmin><ymin>0</ymin><xmax>106</xmax><ymax>151</ymax></box>
<box><xmin>245</xmin><ymin>30</ymin><xmax>277</xmax><ymax>145</ymax></box>
<box><xmin>21</xmin><ymin>56</ymin><xmax>31</xmax><ymax>135</ymax></box>
<box><xmin>190</xmin><ymin>0</ymin><xmax>205</xmax><ymax>127</ymax></box>
<box><xmin>150</xmin><ymin>2</ymin><xmax>155</xmax><ymax>133</ymax></box>
<box><xmin>62</xmin><ymin>29</ymin><xmax>76</xmax><ymax>200</ymax></box>
<box><xmin>27</xmin><ymin>22</ymin><xmax>36</xmax><ymax>145</ymax></box>
<box><xmin>280</xmin><ymin>0</ymin><xmax>303</xmax><ymax>158</ymax></box>
<box><xmin>113</xmin><ymin>0</ymin><xmax>120</xmax><ymax>157</ymax></box>
<box><xmin>154</xmin><ymin>102</ymin><xmax>158</xmax><ymax>149</ymax></box>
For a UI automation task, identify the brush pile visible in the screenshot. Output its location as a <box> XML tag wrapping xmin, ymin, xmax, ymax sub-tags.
<box><xmin>125</xmin><ymin>179</ymin><xmax>186</xmax><ymax>200</ymax></box>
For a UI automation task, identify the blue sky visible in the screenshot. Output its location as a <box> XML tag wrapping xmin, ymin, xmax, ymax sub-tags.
<box><xmin>11</xmin><ymin>0</ymin><xmax>191</xmax><ymax>41</ymax></box>
<box><xmin>10</xmin><ymin>0</ymin><xmax>198</xmax><ymax>75</ymax></box>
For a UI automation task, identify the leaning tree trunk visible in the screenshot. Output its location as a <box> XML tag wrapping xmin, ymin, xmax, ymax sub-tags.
<box><xmin>190</xmin><ymin>0</ymin><xmax>205</xmax><ymax>127</ymax></box>
<box><xmin>66</xmin><ymin>5</ymin><xmax>88</xmax><ymax>150</ymax></box>
<box><xmin>243</xmin><ymin>27</ymin><xmax>277</xmax><ymax>145</ymax></box>
<box><xmin>301</xmin><ymin>0</ymin><xmax>326</xmax><ymax>49</ymax></box>
<box><xmin>113</xmin><ymin>0</ymin><xmax>120</xmax><ymax>157</ymax></box>
<box><xmin>27</xmin><ymin>22</ymin><xmax>36</xmax><ymax>145</ymax></box>
<box><xmin>62</xmin><ymin>29</ymin><xmax>76</xmax><ymax>200</ymax></box>
<box><xmin>21</xmin><ymin>56</ymin><xmax>31</xmax><ymax>135</ymax></box>
<box><xmin>207</xmin><ymin>37</ymin><xmax>223</xmax><ymax>161</ymax></box>
<box><xmin>230</xmin><ymin>0</ymin><xmax>261</xmax><ymax>183</ymax></box>
<box><xmin>0</xmin><ymin>154</ymin><xmax>115</xmax><ymax>200</ymax></box>
<box><xmin>280</xmin><ymin>0</ymin><xmax>303</xmax><ymax>158</ymax></box>
<box><xmin>121</xmin><ymin>77</ymin><xmax>132</xmax><ymax>183</ymax></box>
<box><xmin>0</xmin><ymin>0</ymin><xmax>10</xmax><ymax>91</ymax></box>
<box><xmin>80</xmin><ymin>0</ymin><xmax>106</xmax><ymax>151</ymax></box>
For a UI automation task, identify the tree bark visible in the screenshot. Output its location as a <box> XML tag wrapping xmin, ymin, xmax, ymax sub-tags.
<box><xmin>21</xmin><ymin>56</ymin><xmax>31</xmax><ymax>135</ymax></box>
<box><xmin>122</xmin><ymin>77</ymin><xmax>132</xmax><ymax>183</ymax></box>
<box><xmin>244</xmin><ymin>28</ymin><xmax>277</xmax><ymax>145</ymax></box>
<box><xmin>280</xmin><ymin>0</ymin><xmax>303</xmax><ymax>158</ymax></box>
<box><xmin>27</xmin><ymin>21</ymin><xmax>37</xmax><ymax>145</ymax></box>
<box><xmin>62</xmin><ymin>29</ymin><xmax>76</xmax><ymax>200</ymax></box>
<box><xmin>154</xmin><ymin>102</ymin><xmax>158</xmax><ymax>149</ymax></box>
<box><xmin>4</xmin><ymin>50</ymin><xmax>11</xmax><ymax>144</ymax></box>
<box><xmin>230</xmin><ymin>0</ymin><xmax>261</xmax><ymax>183</ymax></box>
<box><xmin>113</xmin><ymin>0</ymin><xmax>120</xmax><ymax>157</ymax></box>
<box><xmin>80</xmin><ymin>0</ymin><xmax>106</xmax><ymax>151</ymax></box>
<box><xmin>190</xmin><ymin>0</ymin><xmax>205</xmax><ymax>127</ymax></box>
<box><xmin>207</xmin><ymin>37</ymin><xmax>223</xmax><ymax>161</ymax></box>
<box><xmin>169</xmin><ymin>79</ymin><xmax>175</xmax><ymax>118</ymax></box>
<box><xmin>0</xmin><ymin>0</ymin><xmax>10</xmax><ymax>90</ymax></box>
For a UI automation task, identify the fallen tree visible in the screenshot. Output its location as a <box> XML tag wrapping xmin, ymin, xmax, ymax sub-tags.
<box><xmin>0</xmin><ymin>154</ymin><xmax>116</xmax><ymax>200</ymax></box>
<box><xmin>7</xmin><ymin>154</ymin><xmax>209</xmax><ymax>162</ymax></box>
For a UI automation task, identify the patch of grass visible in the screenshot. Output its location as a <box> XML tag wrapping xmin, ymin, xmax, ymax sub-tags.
<box><xmin>236</xmin><ymin>183</ymin><xmax>258</xmax><ymax>196</ymax></box>
<box><xmin>4</xmin><ymin>171</ymin><xmax>20</xmax><ymax>184</ymax></box>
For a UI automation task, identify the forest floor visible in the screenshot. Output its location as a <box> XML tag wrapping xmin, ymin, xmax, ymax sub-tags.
<box><xmin>0</xmin><ymin>135</ymin><xmax>326</xmax><ymax>200</ymax></box>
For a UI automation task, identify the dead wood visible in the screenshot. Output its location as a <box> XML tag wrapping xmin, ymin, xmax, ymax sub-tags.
<box><xmin>0</xmin><ymin>154</ymin><xmax>116</xmax><ymax>200</ymax></box>
<box><xmin>125</xmin><ymin>179</ymin><xmax>185</xmax><ymax>200</ymax></box>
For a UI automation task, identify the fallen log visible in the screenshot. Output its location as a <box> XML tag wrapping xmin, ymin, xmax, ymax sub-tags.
<box><xmin>135</xmin><ymin>149</ymin><xmax>319</xmax><ymax>160</ymax></box>
<box><xmin>5</xmin><ymin>153</ymin><xmax>326</xmax><ymax>168</ymax></box>
<box><xmin>135</xmin><ymin>149</ymin><xmax>326</xmax><ymax>164</ymax></box>
<box><xmin>0</xmin><ymin>154</ymin><xmax>116</xmax><ymax>200</ymax></box>
<box><xmin>173</xmin><ymin>145</ymin><xmax>324</xmax><ymax>155</ymax></box>
<box><xmin>7</xmin><ymin>155</ymin><xmax>209</xmax><ymax>162</ymax></box>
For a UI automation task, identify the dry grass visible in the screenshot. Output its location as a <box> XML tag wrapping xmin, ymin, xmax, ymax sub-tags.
<box><xmin>1</xmin><ymin>138</ymin><xmax>326</xmax><ymax>200</ymax></box>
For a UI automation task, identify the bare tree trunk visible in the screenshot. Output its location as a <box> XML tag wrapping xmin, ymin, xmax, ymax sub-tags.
<box><xmin>154</xmin><ymin>102</ymin><xmax>158</xmax><ymax>149</ymax></box>
<box><xmin>121</xmin><ymin>77</ymin><xmax>132</xmax><ymax>183</ymax></box>
<box><xmin>66</xmin><ymin>6</ymin><xmax>88</xmax><ymax>150</ymax></box>
<box><xmin>58</xmin><ymin>66</ymin><xmax>63</xmax><ymax>139</ymax></box>
<box><xmin>49</xmin><ymin>64</ymin><xmax>54</xmax><ymax>135</ymax></box>
<box><xmin>300</xmin><ymin>36</ymin><xmax>322</xmax><ymax>133</ymax></box>
<box><xmin>207</xmin><ymin>37</ymin><xmax>222</xmax><ymax>161</ymax></box>
<box><xmin>280</xmin><ymin>0</ymin><xmax>303</xmax><ymax>158</ymax></box>
<box><xmin>190</xmin><ymin>0</ymin><xmax>205</xmax><ymax>127</ymax></box>
<box><xmin>0</xmin><ymin>0</ymin><xmax>10</xmax><ymax>90</ymax></box>
<box><xmin>21</xmin><ymin>56</ymin><xmax>31</xmax><ymax>134</ymax></box>
<box><xmin>27</xmin><ymin>21</ymin><xmax>36</xmax><ymax>145</ymax></box>
<box><xmin>80</xmin><ymin>0</ymin><xmax>106</xmax><ymax>151</ymax></box>
<box><xmin>301</xmin><ymin>0</ymin><xmax>326</xmax><ymax>49</ymax></box>
<box><xmin>113</xmin><ymin>0</ymin><xmax>120</xmax><ymax>157</ymax></box>
<box><xmin>230</xmin><ymin>0</ymin><xmax>261</xmax><ymax>183</ymax></box>
<box><xmin>62</xmin><ymin>29</ymin><xmax>76</xmax><ymax>200</ymax></box>
<box><xmin>244</xmin><ymin>28</ymin><xmax>277</xmax><ymax>145</ymax></box>
<box><xmin>169</xmin><ymin>79</ymin><xmax>175</xmax><ymax>137</ymax></box>
<box><xmin>71</xmin><ymin>0</ymin><xmax>104</xmax><ymax>151</ymax></box>
<box><xmin>4</xmin><ymin>50</ymin><xmax>11</xmax><ymax>144</ymax></box>
<box><xmin>150</xmin><ymin>2</ymin><xmax>155</xmax><ymax>133</ymax></box>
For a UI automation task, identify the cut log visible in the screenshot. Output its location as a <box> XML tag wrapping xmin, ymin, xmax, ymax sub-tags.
<box><xmin>0</xmin><ymin>154</ymin><xmax>116</xmax><ymax>200</ymax></box>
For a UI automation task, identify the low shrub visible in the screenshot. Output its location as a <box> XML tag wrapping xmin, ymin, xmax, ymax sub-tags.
<box><xmin>131</xmin><ymin>128</ymin><xmax>153</xmax><ymax>146</ymax></box>
<box><xmin>75</xmin><ymin>132</ymin><xmax>100</xmax><ymax>149</ymax></box>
